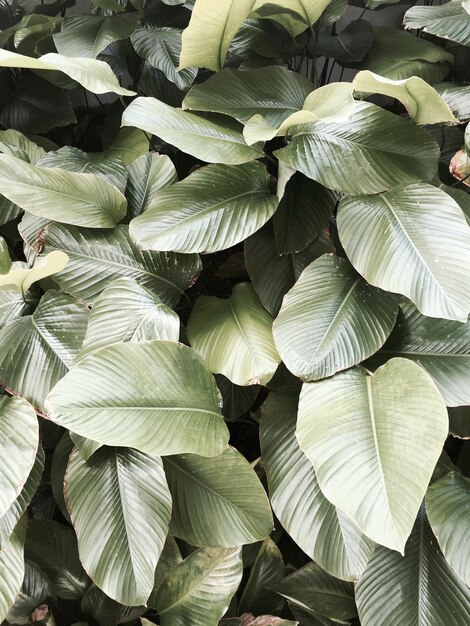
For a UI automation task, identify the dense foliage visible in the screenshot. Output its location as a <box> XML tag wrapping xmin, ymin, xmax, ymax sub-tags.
<box><xmin>0</xmin><ymin>0</ymin><xmax>469</xmax><ymax>624</ymax></box>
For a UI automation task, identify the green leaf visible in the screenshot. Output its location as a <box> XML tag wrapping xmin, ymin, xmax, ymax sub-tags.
<box><xmin>132</xmin><ymin>26</ymin><xmax>197</xmax><ymax>90</ymax></box>
<box><xmin>70</xmin><ymin>433</ymin><xmax>102</xmax><ymax>462</ymax></box>
<box><xmin>353</xmin><ymin>71</ymin><xmax>458</xmax><ymax>124</ymax></box>
<box><xmin>317</xmin><ymin>19</ymin><xmax>373</xmax><ymax>63</ymax></box>
<box><xmin>426</xmin><ymin>472</ymin><xmax>470</xmax><ymax>587</ymax></box>
<box><xmin>0</xmin><ymin>130</ymin><xmax>45</xmax><ymax>165</ymax></box>
<box><xmin>183</xmin><ymin>66</ymin><xmax>313</xmax><ymax>126</ymax></box>
<box><xmin>0</xmin><ymin>236</ymin><xmax>10</xmax><ymax>274</ymax></box>
<box><xmin>404</xmin><ymin>0</ymin><xmax>470</xmax><ymax>46</ymax></box>
<box><xmin>53</xmin><ymin>13</ymin><xmax>138</xmax><ymax>58</ymax></box>
<box><xmin>0</xmin><ymin>395</ymin><xmax>38</xmax><ymax>520</ymax></box>
<box><xmin>129</xmin><ymin>162</ymin><xmax>278</xmax><ymax>254</ymax></box>
<box><xmin>126</xmin><ymin>153</ymin><xmax>177</xmax><ymax>219</ymax></box>
<box><xmin>253</xmin><ymin>0</ymin><xmax>332</xmax><ymax>37</ymax></box>
<box><xmin>121</xmin><ymin>97</ymin><xmax>264</xmax><ymax>165</ymax></box>
<box><xmin>0</xmin><ymin>517</ymin><xmax>26</xmax><ymax>624</ymax></box>
<box><xmin>78</xmin><ymin>277</ymin><xmax>179</xmax><ymax>362</ymax></box>
<box><xmin>179</xmin><ymin>0</ymin><xmax>256</xmax><ymax>71</ymax></box>
<box><xmin>187</xmin><ymin>283</ymin><xmax>281</xmax><ymax>386</ymax></box>
<box><xmin>7</xmin><ymin>560</ymin><xmax>54</xmax><ymax>625</ymax></box>
<box><xmin>163</xmin><ymin>447</ymin><xmax>273</xmax><ymax>547</ymax></box>
<box><xmin>375</xmin><ymin>303</ymin><xmax>470</xmax><ymax>406</ymax></box>
<box><xmin>153</xmin><ymin>547</ymin><xmax>243</xmax><ymax>626</ymax></box>
<box><xmin>37</xmin><ymin>223</ymin><xmax>201</xmax><ymax>306</ymax></box>
<box><xmin>0</xmin><ymin>154</ymin><xmax>127</xmax><ymax>228</ymax></box>
<box><xmin>0</xmin><ymin>251</ymin><xmax>69</xmax><ymax>295</ymax></box>
<box><xmin>273</xmin><ymin>255</ymin><xmax>398</xmax><ymax>381</ymax></box>
<box><xmin>0</xmin><ymin>289</ymin><xmax>35</xmax><ymax>331</ymax></box>
<box><xmin>100</xmin><ymin>127</ymin><xmax>150</xmax><ymax>166</ymax></box>
<box><xmin>50</xmin><ymin>433</ymin><xmax>73</xmax><ymax>522</ymax></box>
<box><xmin>272</xmin><ymin>561</ymin><xmax>356</xmax><ymax>622</ymax></box>
<box><xmin>46</xmin><ymin>341</ymin><xmax>228</xmax><ymax>457</ymax></box>
<box><xmin>65</xmin><ymin>447</ymin><xmax>172</xmax><ymax>605</ymax></box>
<box><xmin>0</xmin><ymin>49</ymin><xmax>135</xmax><ymax>95</ymax></box>
<box><xmin>81</xmin><ymin>586</ymin><xmax>145</xmax><ymax>626</ymax></box>
<box><xmin>261</xmin><ymin>386</ymin><xmax>375</xmax><ymax>581</ymax></box>
<box><xmin>435</xmin><ymin>82</ymin><xmax>470</xmax><ymax>121</ymax></box>
<box><xmin>296</xmin><ymin>358</ymin><xmax>448</xmax><ymax>552</ymax></box>
<box><xmin>24</xmin><ymin>519</ymin><xmax>90</xmax><ymax>599</ymax></box>
<box><xmin>337</xmin><ymin>183</ymin><xmax>470</xmax><ymax>322</ymax></box>
<box><xmin>275</xmin><ymin>102</ymin><xmax>439</xmax><ymax>194</ymax></box>
<box><xmin>356</xmin><ymin>507</ymin><xmax>470</xmax><ymax>626</ymax></box>
<box><xmin>449</xmin><ymin>406</ymin><xmax>470</xmax><ymax>438</ymax></box>
<box><xmin>0</xmin><ymin>290</ymin><xmax>89</xmax><ymax>412</ymax></box>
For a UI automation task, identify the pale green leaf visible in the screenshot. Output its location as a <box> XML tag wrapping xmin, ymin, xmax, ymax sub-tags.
<box><xmin>46</xmin><ymin>341</ymin><xmax>228</xmax><ymax>457</ymax></box>
<box><xmin>164</xmin><ymin>447</ymin><xmax>273</xmax><ymax>547</ymax></box>
<box><xmin>187</xmin><ymin>283</ymin><xmax>281</xmax><ymax>386</ymax></box>
<box><xmin>0</xmin><ymin>251</ymin><xmax>68</xmax><ymax>295</ymax></box>
<box><xmin>100</xmin><ymin>127</ymin><xmax>150</xmax><ymax>166</ymax></box>
<box><xmin>81</xmin><ymin>586</ymin><xmax>145</xmax><ymax>626</ymax></box>
<box><xmin>0</xmin><ymin>130</ymin><xmax>45</xmax><ymax>165</ymax></box>
<box><xmin>297</xmin><ymin>358</ymin><xmax>448</xmax><ymax>552</ymax></box>
<box><xmin>70</xmin><ymin>433</ymin><xmax>102</xmax><ymax>462</ymax></box>
<box><xmin>337</xmin><ymin>183</ymin><xmax>470</xmax><ymax>322</ymax></box>
<box><xmin>129</xmin><ymin>162</ymin><xmax>278</xmax><ymax>253</ymax></box>
<box><xmin>126</xmin><ymin>153</ymin><xmax>177</xmax><ymax>219</ymax></box>
<box><xmin>65</xmin><ymin>447</ymin><xmax>171</xmax><ymax>605</ymax></box>
<box><xmin>404</xmin><ymin>0</ymin><xmax>470</xmax><ymax>46</ymax></box>
<box><xmin>6</xmin><ymin>560</ymin><xmax>54</xmax><ymax>625</ymax></box>
<box><xmin>0</xmin><ymin>517</ymin><xmax>26</xmax><ymax>624</ymax></box>
<box><xmin>121</xmin><ymin>97</ymin><xmax>264</xmax><ymax>165</ymax></box>
<box><xmin>0</xmin><ymin>289</ymin><xmax>35</xmax><ymax>331</ymax></box>
<box><xmin>253</xmin><ymin>0</ymin><xmax>332</xmax><ymax>37</ymax></box>
<box><xmin>430</xmin><ymin>82</ymin><xmax>470</xmax><ymax>122</ymax></box>
<box><xmin>50</xmin><ymin>433</ymin><xmax>73</xmax><ymax>522</ymax></box>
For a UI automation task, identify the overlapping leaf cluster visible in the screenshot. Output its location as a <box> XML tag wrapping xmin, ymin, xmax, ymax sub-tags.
<box><xmin>0</xmin><ymin>0</ymin><xmax>469</xmax><ymax>624</ymax></box>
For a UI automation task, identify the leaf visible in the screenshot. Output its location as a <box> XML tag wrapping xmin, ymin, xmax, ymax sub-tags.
<box><xmin>353</xmin><ymin>71</ymin><xmax>458</xmax><ymax>124</ymax></box>
<box><xmin>0</xmin><ymin>129</ymin><xmax>45</xmax><ymax>165</ymax></box>
<box><xmin>317</xmin><ymin>19</ymin><xmax>373</xmax><ymax>63</ymax></box>
<box><xmin>355</xmin><ymin>507</ymin><xmax>470</xmax><ymax>626</ymax></box>
<box><xmin>426</xmin><ymin>472</ymin><xmax>470</xmax><ymax>587</ymax></box>
<box><xmin>337</xmin><ymin>183</ymin><xmax>470</xmax><ymax>322</ymax></box>
<box><xmin>129</xmin><ymin>162</ymin><xmax>278</xmax><ymax>254</ymax></box>
<box><xmin>449</xmin><ymin>406</ymin><xmax>470</xmax><ymax>438</ymax></box>
<box><xmin>272</xmin><ymin>561</ymin><xmax>356</xmax><ymax>622</ymax></box>
<box><xmin>132</xmin><ymin>26</ymin><xmax>197</xmax><ymax>90</ymax></box>
<box><xmin>273</xmin><ymin>255</ymin><xmax>398</xmax><ymax>381</ymax></box>
<box><xmin>404</xmin><ymin>0</ymin><xmax>470</xmax><ymax>46</ymax></box>
<box><xmin>0</xmin><ymin>518</ymin><xmax>26</xmax><ymax>624</ymax></box>
<box><xmin>24</xmin><ymin>520</ymin><xmax>90</xmax><ymax>599</ymax></box>
<box><xmin>0</xmin><ymin>395</ymin><xmax>38</xmax><ymax>520</ymax></box>
<box><xmin>46</xmin><ymin>341</ymin><xmax>228</xmax><ymax>457</ymax></box>
<box><xmin>6</xmin><ymin>560</ymin><xmax>54</xmax><ymax>625</ymax></box>
<box><xmin>163</xmin><ymin>447</ymin><xmax>273</xmax><ymax>547</ymax></box>
<box><xmin>261</xmin><ymin>385</ymin><xmax>375</xmax><ymax>581</ymax></box>
<box><xmin>81</xmin><ymin>586</ymin><xmax>145</xmax><ymax>626</ymax></box>
<box><xmin>430</xmin><ymin>82</ymin><xmax>470</xmax><ymax>122</ymax></box>
<box><xmin>50</xmin><ymin>433</ymin><xmax>73</xmax><ymax>522</ymax></box>
<box><xmin>183</xmin><ymin>66</ymin><xmax>313</xmax><ymax>126</ymax></box>
<box><xmin>296</xmin><ymin>358</ymin><xmax>448</xmax><ymax>552</ymax></box>
<box><xmin>275</xmin><ymin>102</ymin><xmax>439</xmax><ymax>194</ymax></box>
<box><xmin>65</xmin><ymin>447</ymin><xmax>172</xmax><ymax>605</ymax></box>
<box><xmin>253</xmin><ymin>0</ymin><xmax>332</xmax><ymax>37</ymax></box>
<box><xmin>53</xmin><ymin>13</ymin><xmax>138</xmax><ymax>58</ymax></box>
<box><xmin>216</xmin><ymin>374</ymin><xmax>260</xmax><ymax>421</ymax></box>
<box><xmin>126</xmin><ymin>153</ymin><xmax>177</xmax><ymax>219</ymax></box>
<box><xmin>0</xmin><ymin>251</ymin><xmax>69</xmax><ymax>295</ymax></box>
<box><xmin>121</xmin><ymin>97</ymin><xmax>264</xmax><ymax>165</ymax></box>
<box><xmin>70</xmin><ymin>433</ymin><xmax>102</xmax><ymax>461</ymax></box>
<box><xmin>0</xmin><ymin>154</ymin><xmax>127</xmax><ymax>228</ymax></box>
<box><xmin>0</xmin><ymin>290</ymin><xmax>89</xmax><ymax>412</ymax></box>
<box><xmin>153</xmin><ymin>547</ymin><xmax>243</xmax><ymax>626</ymax></box>
<box><xmin>0</xmin><ymin>49</ymin><xmax>135</xmax><ymax>95</ymax></box>
<box><xmin>0</xmin><ymin>289</ymin><xmax>35</xmax><ymax>331</ymax></box>
<box><xmin>37</xmin><ymin>223</ymin><xmax>201</xmax><ymax>307</ymax></box>
<box><xmin>100</xmin><ymin>127</ymin><xmax>150</xmax><ymax>166</ymax></box>
<box><xmin>375</xmin><ymin>303</ymin><xmax>470</xmax><ymax>406</ymax></box>
<box><xmin>187</xmin><ymin>283</ymin><xmax>281</xmax><ymax>386</ymax></box>
<box><xmin>179</xmin><ymin>0</ymin><xmax>256</xmax><ymax>71</ymax></box>
<box><xmin>78</xmin><ymin>277</ymin><xmax>179</xmax><ymax>362</ymax></box>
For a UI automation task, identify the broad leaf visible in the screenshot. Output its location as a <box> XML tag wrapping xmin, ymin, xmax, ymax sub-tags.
<box><xmin>0</xmin><ymin>49</ymin><xmax>135</xmax><ymax>95</ymax></box>
<box><xmin>449</xmin><ymin>406</ymin><xmax>470</xmax><ymax>438</ymax></box>
<box><xmin>0</xmin><ymin>289</ymin><xmax>35</xmax><ymax>330</ymax></box>
<box><xmin>261</xmin><ymin>386</ymin><xmax>375</xmax><ymax>581</ymax></box>
<box><xmin>126</xmin><ymin>152</ymin><xmax>177</xmax><ymax>219</ymax></box>
<box><xmin>337</xmin><ymin>183</ymin><xmax>470</xmax><ymax>322</ymax></box>
<box><xmin>179</xmin><ymin>0</ymin><xmax>256</xmax><ymax>71</ymax></box>
<box><xmin>435</xmin><ymin>82</ymin><xmax>470</xmax><ymax>121</ymax></box>
<box><xmin>65</xmin><ymin>447</ymin><xmax>172</xmax><ymax>605</ymax></box>
<box><xmin>0</xmin><ymin>154</ymin><xmax>127</xmax><ymax>228</ymax></box>
<box><xmin>132</xmin><ymin>26</ymin><xmax>197</xmax><ymax>90</ymax></box>
<box><xmin>318</xmin><ymin>19</ymin><xmax>373</xmax><ymax>63</ymax></box>
<box><xmin>275</xmin><ymin>102</ymin><xmax>439</xmax><ymax>194</ymax></box>
<box><xmin>50</xmin><ymin>433</ymin><xmax>73</xmax><ymax>522</ymax></box>
<box><xmin>100</xmin><ymin>127</ymin><xmax>150</xmax><ymax>166</ymax></box>
<box><xmin>426</xmin><ymin>472</ymin><xmax>470</xmax><ymax>586</ymax></box>
<box><xmin>0</xmin><ymin>251</ymin><xmax>69</xmax><ymax>295</ymax></box>
<box><xmin>0</xmin><ymin>395</ymin><xmax>38</xmax><ymax>519</ymax></box>
<box><xmin>253</xmin><ymin>0</ymin><xmax>332</xmax><ymax>37</ymax></box>
<box><xmin>78</xmin><ymin>277</ymin><xmax>180</xmax><ymax>361</ymax></box>
<box><xmin>273</xmin><ymin>255</ymin><xmax>398</xmax><ymax>381</ymax></box>
<box><xmin>356</xmin><ymin>507</ymin><xmax>470</xmax><ymax>625</ymax></box>
<box><xmin>129</xmin><ymin>162</ymin><xmax>278</xmax><ymax>253</ymax></box>
<box><xmin>121</xmin><ymin>97</ymin><xmax>264</xmax><ymax>165</ymax></box>
<box><xmin>297</xmin><ymin>358</ymin><xmax>448</xmax><ymax>552</ymax></box>
<box><xmin>25</xmin><ymin>520</ymin><xmax>90</xmax><ymax>599</ymax></box>
<box><xmin>404</xmin><ymin>0</ymin><xmax>470</xmax><ymax>46</ymax></box>
<box><xmin>81</xmin><ymin>586</ymin><xmax>145</xmax><ymax>626</ymax></box>
<box><xmin>187</xmin><ymin>283</ymin><xmax>281</xmax><ymax>386</ymax></box>
<box><xmin>54</xmin><ymin>14</ymin><xmax>138</xmax><ymax>58</ymax></box>
<box><xmin>0</xmin><ymin>129</ymin><xmax>45</xmax><ymax>165</ymax></box>
<box><xmin>153</xmin><ymin>547</ymin><xmax>243</xmax><ymax>626</ymax></box>
<box><xmin>0</xmin><ymin>290</ymin><xmax>88</xmax><ymax>412</ymax></box>
<box><xmin>183</xmin><ymin>66</ymin><xmax>313</xmax><ymax>126</ymax></box>
<box><xmin>36</xmin><ymin>223</ymin><xmax>201</xmax><ymax>306</ymax></box>
<box><xmin>0</xmin><ymin>518</ymin><xmax>26</xmax><ymax>624</ymax></box>
<box><xmin>6</xmin><ymin>560</ymin><xmax>54</xmax><ymax>625</ymax></box>
<box><xmin>164</xmin><ymin>447</ymin><xmax>273</xmax><ymax>547</ymax></box>
<box><xmin>46</xmin><ymin>341</ymin><xmax>228</xmax><ymax>457</ymax></box>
